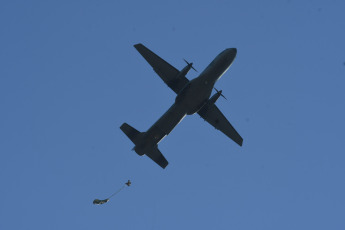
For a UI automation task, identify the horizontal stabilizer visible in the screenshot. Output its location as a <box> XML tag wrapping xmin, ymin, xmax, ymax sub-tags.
<box><xmin>146</xmin><ymin>147</ymin><xmax>168</xmax><ymax>169</ymax></box>
<box><xmin>120</xmin><ymin>123</ymin><xmax>141</xmax><ymax>145</ymax></box>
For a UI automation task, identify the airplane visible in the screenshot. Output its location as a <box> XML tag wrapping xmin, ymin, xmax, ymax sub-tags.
<box><xmin>120</xmin><ymin>43</ymin><xmax>243</xmax><ymax>169</ymax></box>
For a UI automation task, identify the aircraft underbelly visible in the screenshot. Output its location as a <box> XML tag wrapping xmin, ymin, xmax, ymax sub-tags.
<box><xmin>145</xmin><ymin>103</ymin><xmax>187</xmax><ymax>146</ymax></box>
<box><xmin>181</xmin><ymin>78</ymin><xmax>212</xmax><ymax>115</ymax></box>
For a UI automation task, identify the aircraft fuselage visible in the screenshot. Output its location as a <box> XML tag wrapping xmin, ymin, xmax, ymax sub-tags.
<box><xmin>134</xmin><ymin>48</ymin><xmax>237</xmax><ymax>155</ymax></box>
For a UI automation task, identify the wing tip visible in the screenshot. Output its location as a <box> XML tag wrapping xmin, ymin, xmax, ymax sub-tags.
<box><xmin>161</xmin><ymin>161</ymin><xmax>168</xmax><ymax>169</ymax></box>
<box><xmin>134</xmin><ymin>43</ymin><xmax>143</xmax><ymax>48</ymax></box>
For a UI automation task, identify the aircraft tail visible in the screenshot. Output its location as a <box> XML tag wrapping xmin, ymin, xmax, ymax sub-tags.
<box><xmin>120</xmin><ymin>122</ymin><xmax>169</xmax><ymax>169</ymax></box>
<box><xmin>120</xmin><ymin>123</ymin><xmax>142</xmax><ymax>145</ymax></box>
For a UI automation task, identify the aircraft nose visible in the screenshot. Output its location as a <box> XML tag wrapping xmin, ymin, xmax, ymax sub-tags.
<box><xmin>226</xmin><ymin>48</ymin><xmax>237</xmax><ymax>60</ymax></box>
<box><xmin>229</xmin><ymin>48</ymin><xmax>237</xmax><ymax>56</ymax></box>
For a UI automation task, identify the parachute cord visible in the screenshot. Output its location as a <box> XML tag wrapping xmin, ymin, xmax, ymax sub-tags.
<box><xmin>107</xmin><ymin>185</ymin><xmax>126</xmax><ymax>199</ymax></box>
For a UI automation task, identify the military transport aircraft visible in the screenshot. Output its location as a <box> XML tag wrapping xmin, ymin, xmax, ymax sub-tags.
<box><xmin>120</xmin><ymin>44</ymin><xmax>243</xmax><ymax>169</ymax></box>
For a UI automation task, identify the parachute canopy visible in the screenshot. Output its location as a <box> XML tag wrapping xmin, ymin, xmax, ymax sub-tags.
<box><xmin>93</xmin><ymin>199</ymin><xmax>109</xmax><ymax>205</ymax></box>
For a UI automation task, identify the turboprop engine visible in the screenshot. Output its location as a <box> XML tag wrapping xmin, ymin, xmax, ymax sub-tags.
<box><xmin>177</xmin><ymin>59</ymin><xmax>197</xmax><ymax>78</ymax></box>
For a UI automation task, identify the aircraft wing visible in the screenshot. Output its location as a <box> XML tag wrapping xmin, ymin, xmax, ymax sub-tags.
<box><xmin>134</xmin><ymin>43</ymin><xmax>189</xmax><ymax>94</ymax></box>
<box><xmin>198</xmin><ymin>104</ymin><xmax>243</xmax><ymax>146</ymax></box>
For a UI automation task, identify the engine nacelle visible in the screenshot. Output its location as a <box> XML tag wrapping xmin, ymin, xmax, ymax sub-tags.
<box><xmin>208</xmin><ymin>90</ymin><xmax>223</xmax><ymax>105</ymax></box>
<box><xmin>177</xmin><ymin>63</ymin><xmax>193</xmax><ymax>79</ymax></box>
<box><xmin>199</xmin><ymin>90</ymin><xmax>223</xmax><ymax>113</ymax></box>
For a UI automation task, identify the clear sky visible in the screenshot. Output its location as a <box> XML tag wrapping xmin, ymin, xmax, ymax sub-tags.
<box><xmin>1</xmin><ymin>0</ymin><xmax>345</xmax><ymax>229</ymax></box>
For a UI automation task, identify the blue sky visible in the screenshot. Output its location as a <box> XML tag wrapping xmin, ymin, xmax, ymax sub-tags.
<box><xmin>1</xmin><ymin>0</ymin><xmax>345</xmax><ymax>229</ymax></box>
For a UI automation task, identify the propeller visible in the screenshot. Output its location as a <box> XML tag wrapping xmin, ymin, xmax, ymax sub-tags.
<box><xmin>214</xmin><ymin>88</ymin><xmax>227</xmax><ymax>100</ymax></box>
<box><xmin>183</xmin><ymin>59</ymin><xmax>198</xmax><ymax>72</ymax></box>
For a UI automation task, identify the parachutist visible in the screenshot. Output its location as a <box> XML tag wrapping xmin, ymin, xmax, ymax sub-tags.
<box><xmin>92</xmin><ymin>180</ymin><xmax>132</xmax><ymax>205</ymax></box>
